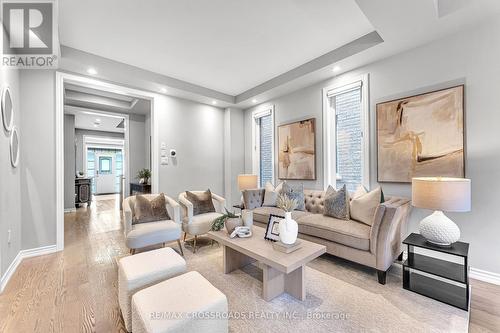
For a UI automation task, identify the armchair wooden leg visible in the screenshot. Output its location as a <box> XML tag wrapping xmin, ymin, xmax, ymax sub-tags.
<box><xmin>377</xmin><ymin>270</ymin><xmax>387</xmax><ymax>285</ymax></box>
<box><xmin>130</xmin><ymin>248</ymin><xmax>136</xmax><ymax>255</ymax></box>
<box><xmin>193</xmin><ymin>235</ymin><xmax>197</xmax><ymax>254</ymax></box>
<box><xmin>177</xmin><ymin>239</ymin><xmax>184</xmax><ymax>256</ymax></box>
<box><xmin>183</xmin><ymin>232</ymin><xmax>187</xmax><ymax>242</ymax></box>
<box><xmin>162</xmin><ymin>242</ymin><xmax>166</xmax><ymax>247</ymax></box>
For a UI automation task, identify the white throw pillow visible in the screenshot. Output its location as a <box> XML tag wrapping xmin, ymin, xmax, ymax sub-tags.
<box><xmin>349</xmin><ymin>187</ymin><xmax>382</xmax><ymax>226</ymax></box>
<box><xmin>351</xmin><ymin>185</ymin><xmax>367</xmax><ymax>200</ymax></box>
<box><xmin>262</xmin><ymin>182</ymin><xmax>283</xmax><ymax>207</ymax></box>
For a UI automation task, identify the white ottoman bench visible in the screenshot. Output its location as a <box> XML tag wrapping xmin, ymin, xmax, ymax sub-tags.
<box><xmin>132</xmin><ymin>271</ymin><xmax>228</xmax><ymax>333</ymax></box>
<box><xmin>118</xmin><ymin>247</ymin><xmax>186</xmax><ymax>332</ymax></box>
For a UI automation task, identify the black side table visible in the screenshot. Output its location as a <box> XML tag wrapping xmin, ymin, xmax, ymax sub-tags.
<box><xmin>402</xmin><ymin>233</ymin><xmax>470</xmax><ymax>311</ymax></box>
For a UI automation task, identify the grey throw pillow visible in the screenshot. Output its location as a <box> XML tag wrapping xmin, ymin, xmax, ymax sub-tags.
<box><xmin>323</xmin><ymin>185</ymin><xmax>350</xmax><ymax>220</ymax></box>
<box><xmin>281</xmin><ymin>182</ymin><xmax>305</xmax><ymax>211</ymax></box>
<box><xmin>186</xmin><ymin>189</ymin><xmax>216</xmax><ymax>216</ymax></box>
<box><xmin>133</xmin><ymin>193</ymin><xmax>171</xmax><ymax>225</ymax></box>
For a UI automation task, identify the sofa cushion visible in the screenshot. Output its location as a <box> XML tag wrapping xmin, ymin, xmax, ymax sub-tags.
<box><xmin>323</xmin><ymin>185</ymin><xmax>350</xmax><ymax>220</ymax></box>
<box><xmin>252</xmin><ymin>206</ymin><xmax>311</xmax><ymax>224</ymax></box>
<box><xmin>304</xmin><ymin>189</ymin><xmax>326</xmax><ymax>214</ymax></box>
<box><xmin>242</xmin><ymin>189</ymin><xmax>265</xmax><ymax>210</ymax></box>
<box><xmin>350</xmin><ymin>187</ymin><xmax>382</xmax><ymax>226</ymax></box>
<box><xmin>262</xmin><ymin>181</ymin><xmax>283</xmax><ymax>206</ymax></box>
<box><xmin>297</xmin><ymin>214</ymin><xmax>370</xmax><ymax>251</ymax></box>
<box><xmin>126</xmin><ymin>220</ymin><xmax>182</xmax><ymax>249</ymax></box>
<box><xmin>282</xmin><ymin>182</ymin><xmax>305</xmax><ymax>211</ymax></box>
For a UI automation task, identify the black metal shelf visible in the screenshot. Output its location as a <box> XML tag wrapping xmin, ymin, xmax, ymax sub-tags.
<box><xmin>402</xmin><ymin>233</ymin><xmax>469</xmax><ymax>311</ymax></box>
<box><xmin>404</xmin><ymin>253</ymin><xmax>466</xmax><ymax>283</ymax></box>
<box><xmin>404</xmin><ymin>271</ymin><xmax>468</xmax><ymax>310</ymax></box>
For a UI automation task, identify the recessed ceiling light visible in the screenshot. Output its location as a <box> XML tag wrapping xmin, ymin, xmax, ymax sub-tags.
<box><xmin>95</xmin><ymin>118</ymin><xmax>101</xmax><ymax>123</ymax></box>
<box><xmin>212</xmin><ymin>100</ymin><xmax>217</xmax><ymax>105</ymax></box>
<box><xmin>252</xmin><ymin>99</ymin><xmax>258</xmax><ymax>104</ymax></box>
<box><xmin>93</xmin><ymin>123</ymin><xmax>99</xmax><ymax>127</ymax></box>
<box><xmin>160</xmin><ymin>87</ymin><xmax>167</xmax><ymax>93</ymax></box>
<box><xmin>87</xmin><ymin>67</ymin><xmax>97</xmax><ymax>75</ymax></box>
<box><xmin>332</xmin><ymin>65</ymin><xmax>341</xmax><ymax>72</ymax></box>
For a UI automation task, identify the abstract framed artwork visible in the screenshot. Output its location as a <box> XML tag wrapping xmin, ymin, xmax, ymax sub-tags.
<box><xmin>377</xmin><ymin>85</ymin><xmax>465</xmax><ymax>183</ymax></box>
<box><xmin>278</xmin><ymin>118</ymin><xmax>316</xmax><ymax>180</ymax></box>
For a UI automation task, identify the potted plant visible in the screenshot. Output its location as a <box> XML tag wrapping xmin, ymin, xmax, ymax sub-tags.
<box><xmin>212</xmin><ymin>208</ymin><xmax>241</xmax><ymax>234</ymax></box>
<box><xmin>276</xmin><ymin>194</ymin><xmax>299</xmax><ymax>244</ymax></box>
<box><xmin>137</xmin><ymin>168</ymin><xmax>151</xmax><ymax>184</ymax></box>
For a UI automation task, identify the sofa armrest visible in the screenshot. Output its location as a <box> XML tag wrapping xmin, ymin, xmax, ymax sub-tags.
<box><xmin>211</xmin><ymin>193</ymin><xmax>226</xmax><ymax>213</ymax></box>
<box><xmin>370</xmin><ymin>197</ymin><xmax>411</xmax><ymax>271</ymax></box>
<box><xmin>123</xmin><ymin>198</ymin><xmax>133</xmax><ymax>236</ymax></box>
<box><xmin>165</xmin><ymin>195</ymin><xmax>181</xmax><ymax>224</ymax></box>
<box><xmin>178</xmin><ymin>193</ymin><xmax>194</xmax><ymax>224</ymax></box>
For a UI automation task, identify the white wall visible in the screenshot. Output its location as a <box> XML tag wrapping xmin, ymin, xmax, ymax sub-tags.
<box><xmin>244</xmin><ymin>17</ymin><xmax>500</xmax><ymax>275</ymax></box>
<box><xmin>128</xmin><ymin>114</ymin><xmax>147</xmax><ymax>193</ymax></box>
<box><xmin>19</xmin><ymin>70</ymin><xmax>57</xmax><ymax>250</ymax></box>
<box><xmin>0</xmin><ymin>69</ymin><xmax>22</xmax><ymax>277</ymax></box>
<box><xmin>154</xmin><ymin>95</ymin><xmax>225</xmax><ymax>199</ymax></box>
<box><xmin>224</xmin><ymin>108</ymin><xmax>245</xmax><ymax>207</ymax></box>
<box><xmin>64</xmin><ymin>114</ymin><xmax>75</xmax><ymax>209</ymax></box>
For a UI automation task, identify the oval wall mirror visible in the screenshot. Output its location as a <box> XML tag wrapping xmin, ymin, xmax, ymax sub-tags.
<box><xmin>10</xmin><ymin>126</ymin><xmax>19</xmax><ymax>167</ymax></box>
<box><xmin>2</xmin><ymin>86</ymin><xmax>14</xmax><ymax>132</ymax></box>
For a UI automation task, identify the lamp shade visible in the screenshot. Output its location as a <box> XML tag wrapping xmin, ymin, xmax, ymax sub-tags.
<box><xmin>238</xmin><ymin>174</ymin><xmax>258</xmax><ymax>191</ymax></box>
<box><xmin>412</xmin><ymin>177</ymin><xmax>471</xmax><ymax>212</ymax></box>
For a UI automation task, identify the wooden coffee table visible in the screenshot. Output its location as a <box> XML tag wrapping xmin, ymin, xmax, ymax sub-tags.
<box><xmin>208</xmin><ymin>226</ymin><xmax>326</xmax><ymax>301</ymax></box>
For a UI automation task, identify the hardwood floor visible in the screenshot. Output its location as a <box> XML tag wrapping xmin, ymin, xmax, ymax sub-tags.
<box><xmin>0</xmin><ymin>194</ymin><xmax>499</xmax><ymax>332</ymax></box>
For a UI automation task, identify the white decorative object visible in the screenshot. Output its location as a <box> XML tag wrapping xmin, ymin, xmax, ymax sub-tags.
<box><xmin>1</xmin><ymin>86</ymin><xmax>13</xmax><ymax>132</ymax></box>
<box><xmin>279</xmin><ymin>212</ymin><xmax>298</xmax><ymax>245</ymax></box>
<box><xmin>9</xmin><ymin>126</ymin><xmax>19</xmax><ymax>168</ymax></box>
<box><xmin>242</xmin><ymin>210</ymin><xmax>253</xmax><ymax>227</ymax></box>
<box><xmin>412</xmin><ymin>177</ymin><xmax>471</xmax><ymax>246</ymax></box>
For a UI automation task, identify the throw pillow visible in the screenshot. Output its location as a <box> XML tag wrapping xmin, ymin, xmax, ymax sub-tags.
<box><xmin>351</xmin><ymin>185</ymin><xmax>385</xmax><ymax>203</ymax></box>
<box><xmin>186</xmin><ymin>189</ymin><xmax>216</xmax><ymax>216</ymax></box>
<box><xmin>281</xmin><ymin>182</ymin><xmax>305</xmax><ymax>211</ymax></box>
<box><xmin>323</xmin><ymin>185</ymin><xmax>350</xmax><ymax>220</ymax></box>
<box><xmin>133</xmin><ymin>193</ymin><xmax>172</xmax><ymax>225</ymax></box>
<box><xmin>133</xmin><ymin>195</ymin><xmax>155</xmax><ymax>224</ymax></box>
<box><xmin>151</xmin><ymin>193</ymin><xmax>170</xmax><ymax>220</ymax></box>
<box><xmin>350</xmin><ymin>187</ymin><xmax>383</xmax><ymax>226</ymax></box>
<box><xmin>262</xmin><ymin>181</ymin><xmax>283</xmax><ymax>206</ymax></box>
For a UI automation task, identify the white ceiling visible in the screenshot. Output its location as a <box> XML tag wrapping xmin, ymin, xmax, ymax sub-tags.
<box><xmin>69</xmin><ymin>111</ymin><xmax>125</xmax><ymax>133</ymax></box>
<box><xmin>59</xmin><ymin>0</ymin><xmax>374</xmax><ymax>95</ymax></box>
<box><xmin>58</xmin><ymin>0</ymin><xmax>500</xmax><ymax>108</ymax></box>
<box><xmin>64</xmin><ymin>83</ymin><xmax>151</xmax><ymax>115</ymax></box>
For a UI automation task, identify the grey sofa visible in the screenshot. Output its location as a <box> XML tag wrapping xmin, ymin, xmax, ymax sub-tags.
<box><xmin>242</xmin><ymin>189</ymin><xmax>411</xmax><ymax>284</ymax></box>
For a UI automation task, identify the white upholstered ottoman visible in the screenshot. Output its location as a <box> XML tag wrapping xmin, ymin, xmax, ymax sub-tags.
<box><xmin>132</xmin><ymin>271</ymin><xmax>228</xmax><ymax>333</ymax></box>
<box><xmin>118</xmin><ymin>247</ymin><xmax>186</xmax><ymax>332</ymax></box>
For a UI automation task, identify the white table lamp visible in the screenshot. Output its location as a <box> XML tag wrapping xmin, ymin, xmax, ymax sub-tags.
<box><xmin>412</xmin><ymin>177</ymin><xmax>471</xmax><ymax>246</ymax></box>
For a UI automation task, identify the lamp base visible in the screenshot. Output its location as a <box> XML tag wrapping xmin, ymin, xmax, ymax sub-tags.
<box><xmin>419</xmin><ymin>210</ymin><xmax>460</xmax><ymax>247</ymax></box>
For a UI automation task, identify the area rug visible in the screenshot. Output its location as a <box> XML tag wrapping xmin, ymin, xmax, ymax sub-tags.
<box><xmin>128</xmin><ymin>244</ymin><xmax>469</xmax><ymax>332</ymax></box>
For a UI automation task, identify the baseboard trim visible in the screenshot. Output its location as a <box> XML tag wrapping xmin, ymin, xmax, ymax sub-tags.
<box><xmin>470</xmin><ymin>268</ymin><xmax>500</xmax><ymax>285</ymax></box>
<box><xmin>64</xmin><ymin>208</ymin><xmax>76</xmax><ymax>213</ymax></box>
<box><xmin>0</xmin><ymin>244</ymin><xmax>58</xmax><ymax>293</ymax></box>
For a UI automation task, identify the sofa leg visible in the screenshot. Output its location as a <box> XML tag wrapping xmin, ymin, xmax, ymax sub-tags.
<box><xmin>177</xmin><ymin>239</ymin><xmax>184</xmax><ymax>256</ymax></box>
<box><xmin>397</xmin><ymin>252</ymin><xmax>404</xmax><ymax>261</ymax></box>
<box><xmin>377</xmin><ymin>270</ymin><xmax>387</xmax><ymax>285</ymax></box>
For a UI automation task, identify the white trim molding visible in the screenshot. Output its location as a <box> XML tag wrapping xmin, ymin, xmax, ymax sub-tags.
<box><xmin>322</xmin><ymin>73</ymin><xmax>370</xmax><ymax>190</ymax></box>
<box><xmin>0</xmin><ymin>245</ymin><xmax>58</xmax><ymax>293</ymax></box>
<box><xmin>470</xmin><ymin>267</ymin><xmax>500</xmax><ymax>285</ymax></box>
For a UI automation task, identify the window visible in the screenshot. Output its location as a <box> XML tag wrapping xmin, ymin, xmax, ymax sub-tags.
<box><xmin>99</xmin><ymin>156</ymin><xmax>112</xmax><ymax>174</ymax></box>
<box><xmin>323</xmin><ymin>75</ymin><xmax>369</xmax><ymax>192</ymax></box>
<box><xmin>252</xmin><ymin>107</ymin><xmax>274</xmax><ymax>187</ymax></box>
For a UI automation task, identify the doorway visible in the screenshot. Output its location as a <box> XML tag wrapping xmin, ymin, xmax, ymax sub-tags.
<box><xmin>58</xmin><ymin>72</ymin><xmax>157</xmax><ymax>251</ymax></box>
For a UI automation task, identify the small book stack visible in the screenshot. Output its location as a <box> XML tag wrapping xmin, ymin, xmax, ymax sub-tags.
<box><xmin>272</xmin><ymin>240</ymin><xmax>302</xmax><ymax>254</ymax></box>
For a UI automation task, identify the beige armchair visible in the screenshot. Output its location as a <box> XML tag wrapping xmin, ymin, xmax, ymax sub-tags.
<box><xmin>178</xmin><ymin>191</ymin><xmax>225</xmax><ymax>253</ymax></box>
<box><xmin>123</xmin><ymin>194</ymin><xmax>183</xmax><ymax>255</ymax></box>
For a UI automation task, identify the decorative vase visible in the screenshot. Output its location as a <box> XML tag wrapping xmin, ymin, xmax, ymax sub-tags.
<box><xmin>419</xmin><ymin>210</ymin><xmax>460</xmax><ymax>246</ymax></box>
<box><xmin>279</xmin><ymin>212</ymin><xmax>298</xmax><ymax>245</ymax></box>
<box><xmin>242</xmin><ymin>210</ymin><xmax>253</xmax><ymax>228</ymax></box>
<box><xmin>225</xmin><ymin>217</ymin><xmax>243</xmax><ymax>235</ymax></box>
